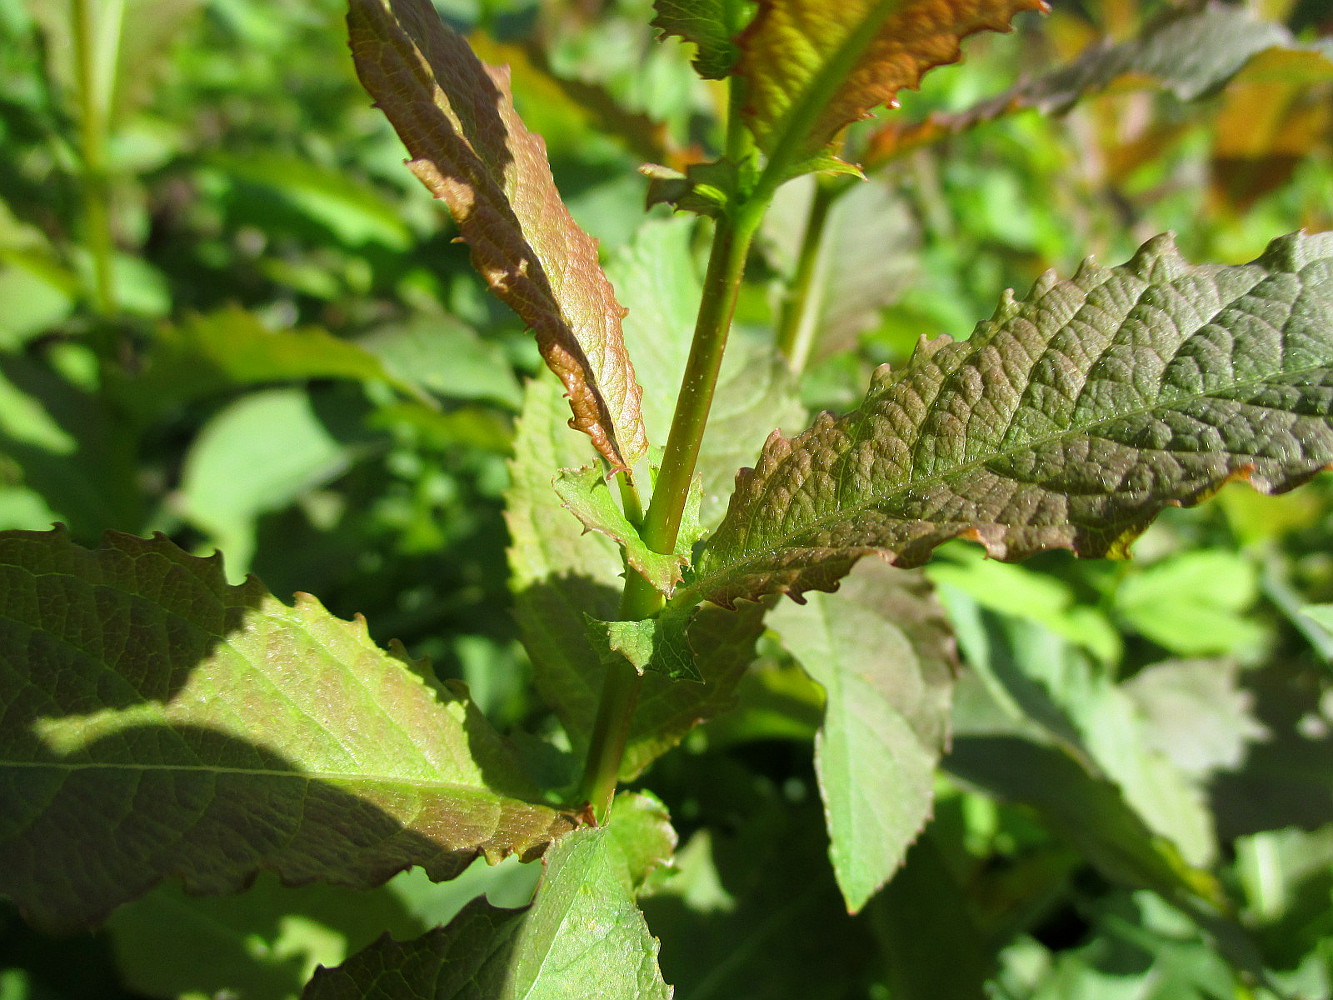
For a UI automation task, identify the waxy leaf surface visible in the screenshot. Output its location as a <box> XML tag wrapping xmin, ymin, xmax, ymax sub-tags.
<box><xmin>769</xmin><ymin>560</ymin><xmax>956</xmax><ymax>912</ymax></box>
<box><xmin>867</xmin><ymin>2</ymin><xmax>1330</xmax><ymax>164</ymax></box>
<box><xmin>304</xmin><ymin>793</ymin><xmax>673</xmax><ymax>1000</ymax></box>
<box><xmin>683</xmin><ymin>231</ymin><xmax>1333</xmax><ymax>609</ymax></box>
<box><xmin>736</xmin><ymin>0</ymin><xmax>1046</xmax><ymax>167</ymax></box>
<box><xmin>652</xmin><ymin>0</ymin><xmax>741</xmax><ymax>79</ymax></box>
<box><xmin>348</xmin><ymin>0</ymin><xmax>648</xmax><ymax>472</ymax></box>
<box><xmin>0</xmin><ymin>528</ymin><xmax>574</xmax><ymax>934</ymax></box>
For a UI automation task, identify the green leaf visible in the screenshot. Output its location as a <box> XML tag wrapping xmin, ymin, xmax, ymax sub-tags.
<box><xmin>348</xmin><ymin>0</ymin><xmax>649</xmax><ymax>474</ymax></box>
<box><xmin>507</xmin><ymin>374</ymin><xmax>767</xmax><ymax>778</ymax></box>
<box><xmin>359</xmin><ymin>312</ymin><xmax>524</xmax><ymax>410</ymax></box>
<box><xmin>735</xmin><ymin>0</ymin><xmax>1045</xmax><ymax>170</ymax></box>
<box><xmin>585</xmin><ymin>607</ymin><xmax>700</xmax><ymax>681</ymax></box>
<box><xmin>1114</xmin><ymin>550</ymin><xmax>1263</xmax><ymax>656</ymax></box>
<box><xmin>651</xmin><ymin>0</ymin><xmax>743</xmax><ymax>79</ymax></box>
<box><xmin>769</xmin><ymin>560</ymin><xmax>955</xmax><ymax>912</ymax></box>
<box><xmin>553</xmin><ymin>463</ymin><xmax>700</xmax><ymax>595</ymax></box>
<box><xmin>177</xmin><ymin>386</ymin><xmax>374</xmax><ymax>576</ymax></box>
<box><xmin>0</xmin><ymin>528</ymin><xmax>576</xmax><ymax>934</ymax></box>
<box><xmin>682</xmin><ymin>231</ymin><xmax>1333</xmax><ymax>611</ymax></box>
<box><xmin>868</xmin><ymin>2</ymin><xmax>1331</xmax><ymax>164</ymax></box>
<box><xmin>304</xmin><ymin>794</ymin><xmax>673</xmax><ymax>1000</ymax></box>
<box><xmin>129</xmin><ymin>306</ymin><xmax>417</xmax><ymax>418</ymax></box>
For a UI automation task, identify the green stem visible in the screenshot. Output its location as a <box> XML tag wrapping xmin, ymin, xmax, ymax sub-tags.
<box><xmin>577</xmin><ymin>82</ymin><xmax>769</xmax><ymax>821</ymax></box>
<box><xmin>774</xmin><ymin>176</ymin><xmax>838</xmax><ymax>373</ymax></box>
<box><xmin>71</xmin><ymin>0</ymin><xmax>119</xmax><ymax>324</ymax></box>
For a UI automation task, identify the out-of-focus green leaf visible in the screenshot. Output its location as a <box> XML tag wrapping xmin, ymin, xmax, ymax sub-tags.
<box><xmin>348</xmin><ymin>0</ymin><xmax>649</xmax><ymax>474</ymax></box>
<box><xmin>130</xmin><ymin>306</ymin><xmax>415</xmax><ymax>418</ymax></box>
<box><xmin>1115</xmin><ymin>550</ymin><xmax>1263</xmax><ymax>656</ymax></box>
<box><xmin>0</xmin><ymin>527</ymin><xmax>577</xmax><ymax>935</ymax></box>
<box><xmin>1299</xmin><ymin>604</ymin><xmax>1333</xmax><ymax>662</ymax></box>
<box><xmin>177</xmin><ymin>386</ymin><xmax>373</xmax><ymax>574</ymax></box>
<box><xmin>304</xmin><ymin>793</ymin><xmax>672</xmax><ymax>1000</ymax></box>
<box><xmin>769</xmin><ymin>559</ymin><xmax>956</xmax><ymax>913</ymax></box>
<box><xmin>867</xmin><ymin>2</ymin><xmax>1328</xmax><ymax>164</ymax></box>
<box><xmin>735</xmin><ymin>0</ymin><xmax>1045</xmax><ymax>171</ymax></box>
<box><xmin>359</xmin><ymin>312</ymin><xmax>523</xmax><ymax>409</ymax></box>
<box><xmin>681</xmin><ymin>231</ymin><xmax>1333</xmax><ymax>611</ymax></box>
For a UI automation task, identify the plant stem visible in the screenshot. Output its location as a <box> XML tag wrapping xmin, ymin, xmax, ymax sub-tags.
<box><xmin>577</xmin><ymin>82</ymin><xmax>769</xmax><ymax>819</ymax></box>
<box><xmin>71</xmin><ymin>0</ymin><xmax>119</xmax><ymax>324</ymax></box>
<box><xmin>774</xmin><ymin>175</ymin><xmax>839</xmax><ymax>373</ymax></box>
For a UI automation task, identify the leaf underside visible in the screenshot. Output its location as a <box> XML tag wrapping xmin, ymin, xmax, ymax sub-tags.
<box><xmin>347</xmin><ymin>0</ymin><xmax>648</xmax><ymax>472</ymax></box>
<box><xmin>682</xmin><ymin>230</ymin><xmax>1333</xmax><ymax>610</ymax></box>
<box><xmin>736</xmin><ymin>0</ymin><xmax>1047</xmax><ymax>167</ymax></box>
<box><xmin>0</xmin><ymin>528</ymin><xmax>575</xmax><ymax>934</ymax></box>
<box><xmin>866</xmin><ymin>2</ymin><xmax>1330</xmax><ymax>164</ymax></box>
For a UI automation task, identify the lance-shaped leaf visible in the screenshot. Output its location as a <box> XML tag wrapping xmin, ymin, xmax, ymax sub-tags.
<box><xmin>769</xmin><ymin>560</ymin><xmax>956</xmax><ymax>913</ymax></box>
<box><xmin>304</xmin><ymin>793</ymin><xmax>673</xmax><ymax>1000</ymax></box>
<box><xmin>678</xmin><ymin>230</ymin><xmax>1333</xmax><ymax>610</ymax></box>
<box><xmin>651</xmin><ymin>0</ymin><xmax>743</xmax><ymax>79</ymax></box>
<box><xmin>866</xmin><ymin>2</ymin><xmax>1330</xmax><ymax>166</ymax></box>
<box><xmin>347</xmin><ymin>0</ymin><xmax>648</xmax><ymax>473</ymax></box>
<box><xmin>0</xmin><ymin>528</ymin><xmax>576</xmax><ymax>934</ymax></box>
<box><xmin>735</xmin><ymin>0</ymin><xmax>1046</xmax><ymax>170</ymax></box>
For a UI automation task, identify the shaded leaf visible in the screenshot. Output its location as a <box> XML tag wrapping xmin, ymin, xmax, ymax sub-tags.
<box><xmin>680</xmin><ymin>231</ymin><xmax>1333</xmax><ymax>611</ymax></box>
<box><xmin>735</xmin><ymin>0</ymin><xmax>1046</xmax><ymax>169</ymax></box>
<box><xmin>768</xmin><ymin>559</ymin><xmax>956</xmax><ymax>912</ymax></box>
<box><xmin>348</xmin><ymin>0</ymin><xmax>649</xmax><ymax>473</ymax></box>
<box><xmin>0</xmin><ymin>528</ymin><xmax>575</xmax><ymax>934</ymax></box>
<box><xmin>304</xmin><ymin>794</ymin><xmax>672</xmax><ymax>1000</ymax></box>
<box><xmin>866</xmin><ymin>2</ymin><xmax>1325</xmax><ymax>164</ymax></box>
<box><xmin>585</xmin><ymin>607</ymin><xmax>700</xmax><ymax>682</ymax></box>
<box><xmin>651</xmin><ymin>0</ymin><xmax>743</xmax><ymax>79</ymax></box>
<box><xmin>505</xmin><ymin>375</ymin><xmax>767</xmax><ymax>779</ymax></box>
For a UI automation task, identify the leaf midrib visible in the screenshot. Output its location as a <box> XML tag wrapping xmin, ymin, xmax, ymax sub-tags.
<box><xmin>685</xmin><ymin>350</ymin><xmax>1331</xmax><ymax>602</ymax></box>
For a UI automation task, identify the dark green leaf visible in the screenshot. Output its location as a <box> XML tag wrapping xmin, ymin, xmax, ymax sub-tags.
<box><xmin>682</xmin><ymin>231</ymin><xmax>1333</xmax><ymax>610</ymax></box>
<box><xmin>0</xmin><ymin>528</ymin><xmax>575</xmax><ymax>934</ymax></box>
<box><xmin>651</xmin><ymin>0</ymin><xmax>743</xmax><ymax>79</ymax></box>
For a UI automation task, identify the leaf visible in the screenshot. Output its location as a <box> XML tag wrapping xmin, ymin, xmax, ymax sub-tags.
<box><xmin>680</xmin><ymin>230</ymin><xmax>1333</xmax><ymax>611</ymax></box>
<box><xmin>0</xmin><ymin>528</ymin><xmax>576</xmax><ymax>934</ymax></box>
<box><xmin>348</xmin><ymin>0</ymin><xmax>649</xmax><ymax>473</ymax></box>
<box><xmin>506</xmin><ymin>374</ymin><xmax>767</xmax><ymax>779</ymax></box>
<box><xmin>304</xmin><ymin>794</ymin><xmax>672</xmax><ymax>1000</ymax></box>
<box><xmin>1113</xmin><ymin>550</ymin><xmax>1263</xmax><ymax>656</ymax></box>
<box><xmin>585</xmin><ymin>608</ymin><xmax>700</xmax><ymax>682</ymax></box>
<box><xmin>735</xmin><ymin>0</ymin><xmax>1046</xmax><ymax>170</ymax></box>
<box><xmin>865</xmin><ymin>2</ymin><xmax>1321</xmax><ymax>164</ymax></box>
<box><xmin>768</xmin><ymin>559</ymin><xmax>956</xmax><ymax>913</ymax></box>
<box><xmin>129</xmin><ymin>306</ymin><xmax>417</xmax><ymax>418</ymax></box>
<box><xmin>553</xmin><ymin>463</ymin><xmax>700</xmax><ymax>596</ymax></box>
<box><xmin>651</xmin><ymin>0</ymin><xmax>743</xmax><ymax>79</ymax></box>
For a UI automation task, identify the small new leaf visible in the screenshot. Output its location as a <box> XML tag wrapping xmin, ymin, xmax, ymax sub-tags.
<box><xmin>585</xmin><ymin>606</ymin><xmax>700</xmax><ymax>681</ymax></box>
<box><xmin>348</xmin><ymin>0</ymin><xmax>649</xmax><ymax>473</ymax></box>
<box><xmin>679</xmin><ymin>231</ymin><xmax>1333</xmax><ymax>610</ymax></box>
<box><xmin>651</xmin><ymin>0</ymin><xmax>743</xmax><ymax>79</ymax></box>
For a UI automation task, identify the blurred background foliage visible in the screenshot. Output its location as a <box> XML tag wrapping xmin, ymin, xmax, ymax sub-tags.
<box><xmin>1</xmin><ymin>0</ymin><xmax>1331</xmax><ymax>996</ymax></box>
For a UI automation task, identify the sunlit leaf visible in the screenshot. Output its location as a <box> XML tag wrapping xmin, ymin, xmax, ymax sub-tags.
<box><xmin>866</xmin><ymin>2</ymin><xmax>1328</xmax><ymax>164</ymax></box>
<box><xmin>304</xmin><ymin>793</ymin><xmax>672</xmax><ymax>1000</ymax></box>
<box><xmin>735</xmin><ymin>0</ymin><xmax>1045</xmax><ymax>170</ymax></box>
<box><xmin>679</xmin><ymin>231</ymin><xmax>1333</xmax><ymax>611</ymax></box>
<box><xmin>769</xmin><ymin>559</ymin><xmax>955</xmax><ymax>912</ymax></box>
<box><xmin>0</xmin><ymin>528</ymin><xmax>575</xmax><ymax>934</ymax></box>
<box><xmin>348</xmin><ymin>0</ymin><xmax>649</xmax><ymax>473</ymax></box>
